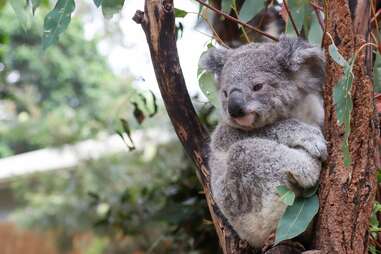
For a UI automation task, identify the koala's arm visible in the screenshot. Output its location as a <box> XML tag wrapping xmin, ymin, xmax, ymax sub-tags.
<box><xmin>259</xmin><ymin>119</ymin><xmax>327</xmax><ymax>161</ymax></box>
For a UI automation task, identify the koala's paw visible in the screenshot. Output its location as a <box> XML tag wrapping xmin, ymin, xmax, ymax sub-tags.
<box><xmin>293</xmin><ymin>131</ymin><xmax>327</xmax><ymax>161</ymax></box>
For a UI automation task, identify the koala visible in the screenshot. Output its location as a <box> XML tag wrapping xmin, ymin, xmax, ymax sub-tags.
<box><xmin>199</xmin><ymin>35</ymin><xmax>327</xmax><ymax>249</ymax></box>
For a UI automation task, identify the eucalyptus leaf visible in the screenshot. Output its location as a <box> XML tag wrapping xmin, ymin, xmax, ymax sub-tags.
<box><xmin>328</xmin><ymin>43</ymin><xmax>347</xmax><ymax>67</ymax></box>
<box><xmin>118</xmin><ymin>118</ymin><xmax>136</xmax><ymax>151</ymax></box>
<box><xmin>31</xmin><ymin>0</ymin><xmax>41</xmax><ymax>14</ymax></box>
<box><xmin>175</xmin><ymin>8</ymin><xmax>188</xmax><ymax>18</ymax></box>
<box><xmin>374</xmin><ymin>53</ymin><xmax>381</xmax><ymax>93</ymax></box>
<box><xmin>221</xmin><ymin>0</ymin><xmax>232</xmax><ymax>13</ymax></box>
<box><xmin>307</xmin><ymin>12</ymin><xmax>323</xmax><ymax>45</ymax></box>
<box><xmin>93</xmin><ymin>0</ymin><xmax>102</xmax><ymax>8</ymax></box>
<box><xmin>198</xmin><ymin>68</ymin><xmax>219</xmax><ymax>108</ymax></box>
<box><xmin>332</xmin><ymin>58</ymin><xmax>354</xmax><ymax>167</ymax></box>
<box><xmin>329</xmin><ymin>41</ymin><xmax>354</xmax><ymax>167</ymax></box>
<box><xmin>238</xmin><ymin>0</ymin><xmax>263</xmax><ymax>22</ymax></box>
<box><xmin>276</xmin><ymin>185</ymin><xmax>295</xmax><ymax>206</ymax></box>
<box><xmin>102</xmin><ymin>0</ymin><xmax>125</xmax><ymax>18</ymax></box>
<box><xmin>284</xmin><ymin>0</ymin><xmax>307</xmax><ymax>36</ymax></box>
<box><xmin>275</xmin><ymin>195</ymin><xmax>319</xmax><ymax>244</ymax></box>
<box><xmin>42</xmin><ymin>0</ymin><xmax>75</xmax><ymax>49</ymax></box>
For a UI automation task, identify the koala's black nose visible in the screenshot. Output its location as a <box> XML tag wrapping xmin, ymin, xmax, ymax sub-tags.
<box><xmin>228</xmin><ymin>91</ymin><xmax>246</xmax><ymax>118</ymax></box>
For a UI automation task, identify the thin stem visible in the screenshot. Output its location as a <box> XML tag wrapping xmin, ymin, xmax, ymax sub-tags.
<box><xmin>310</xmin><ymin>1</ymin><xmax>323</xmax><ymax>11</ymax></box>
<box><xmin>194</xmin><ymin>0</ymin><xmax>278</xmax><ymax>42</ymax></box>
<box><xmin>188</xmin><ymin>11</ymin><xmax>230</xmax><ymax>48</ymax></box>
<box><xmin>371</xmin><ymin>9</ymin><xmax>381</xmax><ymax>23</ymax></box>
<box><xmin>371</xmin><ymin>0</ymin><xmax>380</xmax><ymax>44</ymax></box>
<box><xmin>231</xmin><ymin>3</ymin><xmax>251</xmax><ymax>43</ymax></box>
<box><xmin>283</xmin><ymin>0</ymin><xmax>300</xmax><ymax>36</ymax></box>
<box><xmin>310</xmin><ymin>1</ymin><xmax>324</xmax><ymax>30</ymax></box>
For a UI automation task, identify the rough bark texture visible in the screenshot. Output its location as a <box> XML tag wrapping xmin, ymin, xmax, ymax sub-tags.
<box><xmin>315</xmin><ymin>1</ymin><xmax>379</xmax><ymax>253</ymax></box>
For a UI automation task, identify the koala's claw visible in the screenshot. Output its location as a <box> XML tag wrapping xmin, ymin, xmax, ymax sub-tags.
<box><xmin>299</xmin><ymin>138</ymin><xmax>327</xmax><ymax>161</ymax></box>
<box><xmin>293</xmin><ymin>133</ymin><xmax>327</xmax><ymax>161</ymax></box>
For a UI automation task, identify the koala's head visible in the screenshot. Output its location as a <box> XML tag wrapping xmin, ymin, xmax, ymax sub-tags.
<box><xmin>199</xmin><ymin>35</ymin><xmax>325</xmax><ymax>130</ymax></box>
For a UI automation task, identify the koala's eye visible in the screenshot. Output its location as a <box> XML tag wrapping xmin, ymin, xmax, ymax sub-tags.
<box><xmin>252</xmin><ymin>83</ymin><xmax>263</xmax><ymax>92</ymax></box>
<box><xmin>223</xmin><ymin>90</ymin><xmax>228</xmax><ymax>98</ymax></box>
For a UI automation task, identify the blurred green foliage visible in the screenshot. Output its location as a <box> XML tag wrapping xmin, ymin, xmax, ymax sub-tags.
<box><xmin>0</xmin><ymin>5</ymin><xmax>134</xmax><ymax>156</ymax></box>
<box><xmin>11</xmin><ymin>141</ymin><xmax>219</xmax><ymax>253</ymax></box>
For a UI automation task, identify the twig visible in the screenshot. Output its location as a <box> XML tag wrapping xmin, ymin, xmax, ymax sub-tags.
<box><xmin>283</xmin><ymin>0</ymin><xmax>300</xmax><ymax>36</ymax></box>
<box><xmin>231</xmin><ymin>2</ymin><xmax>251</xmax><ymax>43</ymax></box>
<box><xmin>371</xmin><ymin>0</ymin><xmax>380</xmax><ymax>44</ymax></box>
<box><xmin>189</xmin><ymin>11</ymin><xmax>230</xmax><ymax>48</ymax></box>
<box><xmin>194</xmin><ymin>0</ymin><xmax>278</xmax><ymax>42</ymax></box>
<box><xmin>310</xmin><ymin>1</ymin><xmax>324</xmax><ymax>11</ymax></box>
<box><xmin>310</xmin><ymin>1</ymin><xmax>324</xmax><ymax>30</ymax></box>
<box><xmin>371</xmin><ymin>8</ymin><xmax>381</xmax><ymax>23</ymax></box>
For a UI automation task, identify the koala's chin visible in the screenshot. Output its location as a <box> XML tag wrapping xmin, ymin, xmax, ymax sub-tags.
<box><xmin>227</xmin><ymin>114</ymin><xmax>256</xmax><ymax>130</ymax></box>
<box><xmin>201</xmin><ymin>35</ymin><xmax>326</xmax><ymax>249</ymax></box>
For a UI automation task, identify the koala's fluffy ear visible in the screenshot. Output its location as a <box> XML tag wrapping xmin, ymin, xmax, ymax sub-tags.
<box><xmin>276</xmin><ymin>35</ymin><xmax>325</xmax><ymax>92</ymax></box>
<box><xmin>199</xmin><ymin>47</ymin><xmax>230</xmax><ymax>77</ymax></box>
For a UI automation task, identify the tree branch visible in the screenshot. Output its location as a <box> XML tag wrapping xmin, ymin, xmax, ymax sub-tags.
<box><xmin>310</xmin><ymin>2</ymin><xmax>324</xmax><ymax>30</ymax></box>
<box><xmin>283</xmin><ymin>0</ymin><xmax>300</xmax><ymax>36</ymax></box>
<box><xmin>315</xmin><ymin>0</ymin><xmax>379</xmax><ymax>252</ymax></box>
<box><xmin>194</xmin><ymin>0</ymin><xmax>279</xmax><ymax>42</ymax></box>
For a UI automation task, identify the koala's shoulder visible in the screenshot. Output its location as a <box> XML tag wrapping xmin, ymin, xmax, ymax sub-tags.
<box><xmin>211</xmin><ymin>123</ymin><xmax>249</xmax><ymax>152</ymax></box>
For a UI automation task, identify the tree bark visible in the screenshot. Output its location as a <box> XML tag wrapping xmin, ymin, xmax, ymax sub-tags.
<box><xmin>315</xmin><ymin>1</ymin><xmax>379</xmax><ymax>253</ymax></box>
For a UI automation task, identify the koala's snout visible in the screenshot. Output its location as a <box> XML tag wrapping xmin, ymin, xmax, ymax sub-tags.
<box><xmin>228</xmin><ymin>90</ymin><xmax>246</xmax><ymax>118</ymax></box>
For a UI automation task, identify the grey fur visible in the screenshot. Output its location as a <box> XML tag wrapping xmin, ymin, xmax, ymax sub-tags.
<box><xmin>200</xmin><ymin>35</ymin><xmax>327</xmax><ymax>248</ymax></box>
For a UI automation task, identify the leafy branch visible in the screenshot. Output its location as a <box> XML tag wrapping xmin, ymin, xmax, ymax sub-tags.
<box><xmin>194</xmin><ymin>0</ymin><xmax>279</xmax><ymax>41</ymax></box>
<box><xmin>283</xmin><ymin>0</ymin><xmax>300</xmax><ymax>37</ymax></box>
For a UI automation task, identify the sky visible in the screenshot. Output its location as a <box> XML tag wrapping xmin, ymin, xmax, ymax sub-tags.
<box><xmin>82</xmin><ymin>0</ymin><xmax>210</xmax><ymax>97</ymax></box>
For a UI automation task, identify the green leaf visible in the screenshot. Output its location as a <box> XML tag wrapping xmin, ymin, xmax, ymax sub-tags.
<box><xmin>307</xmin><ymin>11</ymin><xmax>323</xmax><ymax>45</ymax></box>
<box><xmin>276</xmin><ymin>185</ymin><xmax>296</xmax><ymax>206</ymax></box>
<box><xmin>10</xmin><ymin>0</ymin><xmax>32</xmax><ymax>30</ymax></box>
<box><xmin>42</xmin><ymin>0</ymin><xmax>75</xmax><ymax>49</ymax></box>
<box><xmin>238</xmin><ymin>0</ymin><xmax>264</xmax><ymax>22</ymax></box>
<box><xmin>328</xmin><ymin>43</ymin><xmax>347</xmax><ymax>67</ymax></box>
<box><xmin>93</xmin><ymin>0</ymin><xmax>102</xmax><ymax>8</ymax></box>
<box><xmin>221</xmin><ymin>0</ymin><xmax>232</xmax><ymax>13</ymax></box>
<box><xmin>101</xmin><ymin>0</ymin><xmax>125</xmax><ymax>18</ymax></box>
<box><xmin>377</xmin><ymin>169</ymin><xmax>381</xmax><ymax>183</ymax></box>
<box><xmin>329</xmin><ymin>41</ymin><xmax>354</xmax><ymax>168</ymax></box>
<box><xmin>128</xmin><ymin>90</ymin><xmax>158</xmax><ymax>124</ymax></box>
<box><xmin>175</xmin><ymin>8</ymin><xmax>188</xmax><ymax>18</ymax></box>
<box><xmin>31</xmin><ymin>0</ymin><xmax>41</xmax><ymax>14</ymax></box>
<box><xmin>198</xmin><ymin>68</ymin><xmax>219</xmax><ymax>108</ymax></box>
<box><xmin>118</xmin><ymin>118</ymin><xmax>135</xmax><ymax>151</ymax></box>
<box><xmin>0</xmin><ymin>0</ymin><xmax>6</xmax><ymax>10</ymax></box>
<box><xmin>332</xmin><ymin>57</ymin><xmax>354</xmax><ymax>167</ymax></box>
<box><xmin>275</xmin><ymin>194</ymin><xmax>319</xmax><ymax>245</ymax></box>
<box><xmin>285</xmin><ymin>0</ymin><xmax>307</xmax><ymax>36</ymax></box>
<box><xmin>374</xmin><ymin>53</ymin><xmax>381</xmax><ymax>93</ymax></box>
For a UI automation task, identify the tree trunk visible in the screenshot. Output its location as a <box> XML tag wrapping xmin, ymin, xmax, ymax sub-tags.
<box><xmin>315</xmin><ymin>1</ymin><xmax>379</xmax><ymax>253</ymax></box>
